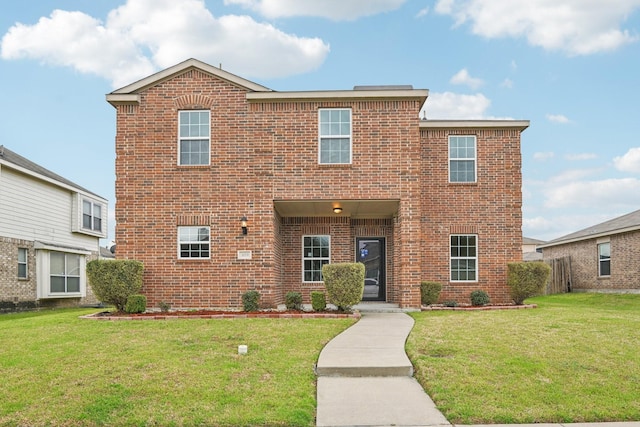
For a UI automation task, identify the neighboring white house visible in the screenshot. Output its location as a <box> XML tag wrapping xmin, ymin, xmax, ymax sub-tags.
<box><xmin>523</xmin><ymin>236</ymin><xmax>545</xmax><ymax>261</ymax></box>
<box><xmin>0</xmin><ymin>146</ymin><xmax>108</xmax><ymax>310</ymax></box>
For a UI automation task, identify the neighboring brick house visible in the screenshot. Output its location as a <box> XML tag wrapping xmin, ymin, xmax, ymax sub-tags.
<box><xmin>106</xmin><ymin>58</ymin><xmax>528</xmax><ymax>309</ymax></box>
<box><xmin>540</xmin><ymin>209</ymin><xmax>640</xmax><ymax>293</ymax></box>
<box><xmin>0</xmin><ymin>146</ymin><xmax>108</xmax><ymax>310</ymax></box>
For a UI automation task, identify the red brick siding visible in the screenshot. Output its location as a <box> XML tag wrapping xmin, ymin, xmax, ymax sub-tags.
<box><xmin>113</xmin><ymin>70</ymin><xmax>523</xmax><ymax>309</ymax></box>
<box><xmin>543</xmin><ymin>231</ymin><xmax>640</xmax><ymax>291</ymax></box>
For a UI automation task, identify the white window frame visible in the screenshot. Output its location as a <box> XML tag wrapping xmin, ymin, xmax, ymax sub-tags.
<box><xmin>72</xmin><ymin>194</ymin><xmax>107</xmax><ymax>238</ymax></box>
<box><xmin>302</xmin><ymin>235</ymin><xmax>331</xmax><ymax>282</ymax></box>
<box><xmin>35</xmin><ymin>245</ymin><xmax>88</xmax><ymax>299</ymax></box>
<box><xmin>178</xmin><ymin>226</ymin><xmax>211</xmax><ymax>260</ymax></box>
<box><xmin>178</xmin><ymin>110</ymin><xmax>211</xmax><ymax>166</ymax></box>
<box><xmin>318</xmin><ymin>108</ymin><xmax>352</xmax><ymax>164</ymax></box>
<box><xmin>450</xmin><ymin>234</ymin><xmax>478</xmax><ymax>282</ymax></box>
<box><xmin>449</xmin><ymin>135</ymin><xmax>477</xmax><ymax>183</ymax></box>
<box><xmin>82</xmin><ymin>199</ymin><xmax>103</xmax><ymax>232</ymax></box>
<box><xmin>598</xmin><ymin>242</ymin><xmax>610</xmax><ymax>277</ymax></box>
<box><xmin>18</xmin><ymin>248</ymin><xmax>28</xmax><ymax>279</ymax></box>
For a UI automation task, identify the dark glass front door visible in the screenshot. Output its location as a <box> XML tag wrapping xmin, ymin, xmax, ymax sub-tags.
<box><xmin>356</xmin><ymin>237</ymin><xmax>386</xmax><ymax>301</ymax></box>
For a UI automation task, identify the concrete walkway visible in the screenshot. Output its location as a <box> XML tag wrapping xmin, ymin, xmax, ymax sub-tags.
<box><xmin>315</xmin><ymin>312</ymin><xmax>640</xmax><ymax>427</ymax></box>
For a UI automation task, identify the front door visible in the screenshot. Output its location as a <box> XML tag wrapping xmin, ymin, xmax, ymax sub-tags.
<box><xmin>356</xmin><ymin>237</ymin><xmax>386</xmax><ymax>301</ymax></box>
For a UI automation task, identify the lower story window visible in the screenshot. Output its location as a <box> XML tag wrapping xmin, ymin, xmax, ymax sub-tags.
<box><xmin>303</xmin><ymin>235</ymin><xmax>330</xmax><ymax>282</ymax></box>
<box><xmin>18</xmin><ymin>248</ymin><xmax>28</xmax><ymax>279</ymax></box>
<box><xmin>178</xmin><ymin>226</ymin><xmax>210</xmax><ymax>259</ymax></box>
<box><xmin>50</xmin><ymin>252</ymin><xmax>81</xmax><ymax>293</ymax></box>
<box><xmin>451</xmin><ymin>234</ymin><xmax>477</xmax><ymax>281</ymax></box>
<box><xmin>598</xmin><ymin>242</ymin><xmax>610</xmax><ymax>277</ymax></box>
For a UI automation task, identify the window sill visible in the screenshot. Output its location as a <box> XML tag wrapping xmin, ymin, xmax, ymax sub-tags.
<box><xmin>42</xmin><ymin>293</ymin><xmax>83</xmax><ymax>299</ymax></box>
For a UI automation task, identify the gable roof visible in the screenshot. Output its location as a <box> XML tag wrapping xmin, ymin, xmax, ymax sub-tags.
<box><xmin>106</xmin><ymin>58</ymin><xmax>272</xmax><ymax>106</ymax></box>
<box><xmin>0</xmin><ymin>145</ymin><xmax>105</xmax><ymax>200</ymax></box>
<box><xmin>107</xmin><ymin>58</ymin><xmax>429</xmax><ymax>107</ymax></box>
<box><xmin>523</xmin><ymin>236</ymin><xmax>546</xmax><ymax>246</ymax></box>
<box><xmin>539</xmin><ymin>208</ymin><xmax>640</xmax><ymax>248</ymax></box>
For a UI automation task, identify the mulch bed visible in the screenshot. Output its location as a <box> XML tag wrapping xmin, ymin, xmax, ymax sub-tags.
<box><xmin>82</xmin><ymin>309</ymin><xmax>361</xmax><ymax>320</ymax></box>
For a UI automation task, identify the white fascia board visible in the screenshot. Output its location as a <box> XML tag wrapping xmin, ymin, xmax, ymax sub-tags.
<box><xmin>247</xmin><ymin>89</ymin><xmax>429</xmax><ymax>102</ymax></box>
<box><xmin>420</xmin><ymin>120</ymin><xmax>530</xmax><ymax>131</ymax></box>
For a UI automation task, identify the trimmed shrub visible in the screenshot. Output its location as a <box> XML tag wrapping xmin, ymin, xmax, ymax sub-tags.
<box><xmin>86</xmin><ymin>259</ymin><xmax>144</xmax><ymax>312</ymax></box>
<box><xmin>322</xmin><ymin>262</ymin><xmax>365</xmax><ymax>311</ymax></box>
<box><xmin>125</xmin><ymin>294</ymin><xmax>147</xmax><ymax>314</ymax></box>
<box><xmin>470</xmin><ymin>290</ymin><xmax>490</xmax><ymax>306</ymax></box>
<box><xmin>158</xmin><ymin>301</ymin><xmax>171</xmax><ymax>312</ymax></box>
<box><xmin>443</xmin><ymin>300</ymin><xmax>458</xmax><ymax>307</ymax></box>
<box><xmin>285</xmin><ymin>292</ymin><xmax>303</xmax><ymax>310</ymax></box>
<box><xmin>420</xmin><ymin>281</ymin><xmax>442</xmax><ymax>305</ymax></box>
<box><xmin>242</xmin><ymin>290</ymin><xmax>260</xmax><ymax>312</ymax></box>
<box><xmin>311</xmin><ymin>291</ymin><xmax>326</xmax><ymax>312</ymax></box>
<box><xmin>507</xmin><ymin>261</ymin><xmax>551</xmax><ymax>305</ymax></box>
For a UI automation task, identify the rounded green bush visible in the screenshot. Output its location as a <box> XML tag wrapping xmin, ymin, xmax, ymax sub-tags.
<box><xmin>285</xmin><ymin>292</ymin><xmax>302</xmax><ymax>310</ymax></box>
<box><xmin>322</xmin><ymin>263</ymin><xmax>365</xmax><ymax>311</ymax></box>
<box><xmin>87</xmin><ymin>259</ymin><xmax>144</xmax><ymax>312</ymax></box>
<box><xmin>420</xmin><ymin>281</ymin><xmax>442</xmax><ymax>305</ymax></box>
<box><xmin>311</xmin><ymin>291</ymin><xmax>326</xmax><ymax>312</ymax></box>
<box><xmin>125</xmin><ymin>294</ymin><xmax>147</xmax><ymax>313</ymax></box>
<box><xmin>470</xmin><ymin>290</ymin><xmax>490</xmax><ymax>306</ymax></box>
<box><xmin>507</xmin><ymin>261</ymin><xmax>551</xmax><ymax>304</ymax></box>
<box><xmin>242</xmin><ymin>290</ymin><xmax>260</xmax><ymax>312</ymax></box>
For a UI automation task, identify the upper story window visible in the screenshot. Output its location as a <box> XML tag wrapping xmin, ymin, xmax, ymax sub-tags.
<box><xmin>319</xmin><ymin>108</ymin><xmax>351</xmax><ymax>164</ymax></box>
<box><xmin>179</xmin><ymin>110</ymin><xmax>210</xmax><ymax>166</ymax></box>
<box><xmin>450</xmin><ymin>234</ymin><xmax>477</xmax><ymax>282</ymax></box>
<box><xmin>18</xmin><ymin>248</ymin><xmax>28</xmax><ymax>279</ymax></box>
<box><xmin>303</xmin><ymin>235</ymin><xmax>330</xmax><ymax>282</ymax></box>
<box><xmin>449</xmin><ymin>135</ymin><xmax>476</xmax><ymax>183</ymax></box>
<box><xmin>598</xmin><ymin>242</ymin><xmax>610</xmax><ymax>277</ymax></box>
<box><xmin>178</xmin><ymin>226</ymin><xmax>210</xmax><ymax>259</ymax></box>
<box><xmin>83</xmin><ymin>200</ymin><xmax>102</xmax><ymax>232</ymax></box>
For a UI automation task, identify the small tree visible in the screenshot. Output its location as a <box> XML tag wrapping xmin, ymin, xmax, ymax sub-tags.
<box><xmin>507</xmin><ymin>262</ymin><xmax>551</xmax><ymax>304</ymax></box>
<box><xmin>86</xmin><ymin>259</ymin><xmax>143</xmax><ymax>312</ymax></box>
<box><xmin>322</xmin><ymin>262</ymin><xmax>365</xmax><ymax>311</ymax></box>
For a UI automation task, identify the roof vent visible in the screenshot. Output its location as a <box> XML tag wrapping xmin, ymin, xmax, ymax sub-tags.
<box><xmin>353</xmin><ymin>85</ymin><xmax>413</xmax><ymax>90</ymax></box>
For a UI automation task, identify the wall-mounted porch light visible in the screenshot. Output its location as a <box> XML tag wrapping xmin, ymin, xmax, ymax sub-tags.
<box><xmin>333</xmin><ymin>207</ymin><xmax>343</xmax><ymax>214</ymax></box>
<box><xmin>240</xmin><ymin>216</ymin><xmax>248</xmax><ymax>235</ymax></box>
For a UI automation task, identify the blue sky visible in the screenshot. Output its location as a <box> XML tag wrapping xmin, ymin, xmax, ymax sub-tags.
<box><xmin>2</xmin><ymin>0</ymin><xmax>640</xmax><ymax>245</ymax></box>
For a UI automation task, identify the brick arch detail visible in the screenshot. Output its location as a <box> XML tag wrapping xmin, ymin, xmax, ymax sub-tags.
<box><xmin>174</xmin><ymin>94</ymin><xmax>215</xmax><ymax>110</ymax></box>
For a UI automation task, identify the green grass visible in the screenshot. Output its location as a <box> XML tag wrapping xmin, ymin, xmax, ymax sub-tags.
<box><xmin>407</xmin><ymin>293</ymin><xmax>640</xmax><ymax>424</ymax></box>
<box><xmin>0</xmin><ymin>309</ymin><xmax>355</xmax><ymax>426</ymax></box>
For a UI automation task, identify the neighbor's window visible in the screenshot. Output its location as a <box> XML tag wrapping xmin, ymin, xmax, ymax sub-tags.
<box><xmin>449</xmin><ymin>135</ymin><xmax>476</xmax><ymax>183</ymax></box>
<box><xmin>50</xmin><ymin>252</ymin><xmax>81</xmax><ymax>293</ymax></box>
<box><xmin>598</xmin><ymin>242</ymin><xmax>610</xmax><ymax>277</ymax></box>
<box><xmin>178</xmin><ymin>226</ymin><xmax>210</xmax><ymax>259</ymax></box>
<box><xmin>179</xmin><ymin>110</ymin><xmax>210</xmax><ymax>165</ymax></box>
<box><xmin>450</xmin><ymin>234</ymin><xmax>477</xmax><ymax>281</ymax></box>
<box><xmin>319</xmin><ymin>108</ymin><xmax>351</xmax><ymax>164</ymax></box>
<box><xmin>82</xmin><ymin>200</ymin><xmax>102</xmax><ymax>232</ymax></box>
<box><xmin>303</xmin><ymin>235</ymin><xmax>330</xmax><ymax>282</ymax></box>
<box><xmin>18</xmin><ymin>248</ymin><xmax>28</xmax><ymax>279</ymax></box>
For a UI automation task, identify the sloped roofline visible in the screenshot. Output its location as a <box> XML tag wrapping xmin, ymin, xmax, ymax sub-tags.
<box><xmin>107</xmin><ymin>58</ymin><xmax>429</xmax><ymax>106</ymax></box>
<box><xmin>539</xmin><ymin>208</ymin><xmax>640</xmax><ymax>248</ymax></box>
<box><xmin>107</xmin><ymin>58</ymin><xmax>273</xmax><ymax>105</ymax></box>
<box><xmin>0</xmin><ymin>145</ymin><xmax>106</xmax><ymax>201</ymax></box>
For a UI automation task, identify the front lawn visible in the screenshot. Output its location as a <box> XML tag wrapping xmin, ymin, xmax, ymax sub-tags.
<box><xmin>407</xmin><ymin>293</ymin><xmax>640</xmax><ymax>424</ymax></box>
<box><xmin>0</xmin><ymin>309</ymin><xmax>355</xmax><ymax>426</ymax></box>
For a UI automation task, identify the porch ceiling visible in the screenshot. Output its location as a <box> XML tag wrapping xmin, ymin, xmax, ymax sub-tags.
<box><xmin>274</xmin><ymin>199</ymin><xmax>400</xmax><ymax>218</ymax></box>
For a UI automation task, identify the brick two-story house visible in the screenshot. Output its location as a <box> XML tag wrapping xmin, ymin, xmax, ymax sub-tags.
<box><xmin>106</xmin><ymin>58</ymin><xmax>528</xmax><ymax>309</ymax></box>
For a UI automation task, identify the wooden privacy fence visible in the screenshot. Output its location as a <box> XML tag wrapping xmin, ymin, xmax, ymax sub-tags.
<box><xmin>544</xmin><ymin>256</ymin><xmax>572</xmax><ymax>295</ymax></box>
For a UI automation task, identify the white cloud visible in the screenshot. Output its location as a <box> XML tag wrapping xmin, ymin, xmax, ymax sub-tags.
<box><xmin>543</xmin><ymin>177</ymin><xmax>640</xmax><ymax>209</ymax></box>
<box><xmin>533</xmin><ymin>152</ymin><xmax>554</xmax><ymax>161</ymax></box>
<box><xmin>421</xmin><ymin>91</ymin><xmax>491</xmax><ymax>119</ymax></box>
<box><xmin>1</xmin><ymin>0</ymin><xmax>330</xmax><ymax>88</ymax></box>
<box><xmin>416</xmin><ymin>7</ymin><xmax>430</xmax><ymax>18</ymax></box>
<box><xmin>450</xmin><ymin>68</ymin><xmax>484</xmax><ymax>89</ymax></box>
<box><xmin>546</xmin><ymin>114</ymin><xmax>570</xmax><ymax>124</ymax></box>
<box><xmin>613</xmin><ymin>147</ymin><xmax>640</xmax><ymax>173</ymax></box>
<box><xmin>501</xmin><ymin>78</ymin><xmax>513</xmax><ymax>88</ymax></box>
<box><xmin>434</xmin><ymin>0</ymin><xmax>640</xmax><ymax>55</ymax></box>
<box><xmin>224</xmin><ymin>0</ymin><xmax>407</xmax><ymax>20</ymax></box>
<box><xmin>565</xmin><ymin>153</ymin><xmax>597</xmax><ymax>161</ymax></box>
